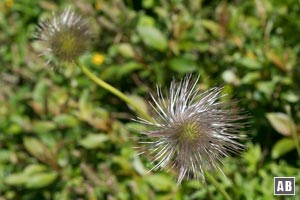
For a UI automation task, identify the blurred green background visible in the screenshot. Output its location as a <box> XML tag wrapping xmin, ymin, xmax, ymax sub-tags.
<box><xmin>0</xmin><ymin>0</ymin><xmax>300</xmax><ymax>199</ymax></box>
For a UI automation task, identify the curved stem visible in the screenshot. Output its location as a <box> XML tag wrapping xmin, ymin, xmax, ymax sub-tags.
<box><xmin>287</xmin><ymin>108</ymin><xmax>300</xmax><ymax>159</ymax></box>
<box><xmin>204</xmin><ymin>171</ymin><xmax>232</xmax><ymax>200</ymax></box>
<box><xmin>76</xmin><ymin>61</ymin><xmax>152</xmax><ymax>121</ymax></box>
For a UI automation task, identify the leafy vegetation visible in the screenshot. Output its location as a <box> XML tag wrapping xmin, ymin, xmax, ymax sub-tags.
<box><xmin>0</xmin><ymin>0</ymin><xmax>299</xmax><ymax>199</ymax></box>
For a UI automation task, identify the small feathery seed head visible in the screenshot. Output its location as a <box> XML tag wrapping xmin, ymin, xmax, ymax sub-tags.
<box><xmin>136</xmin><ymin>74</ymin><xmax>248</xmax><ymax>184</ymax></box>
<box><xmin>36</xmin><ymin>7</ymin><xmax>92</xmax><ymax>65</ymax></box>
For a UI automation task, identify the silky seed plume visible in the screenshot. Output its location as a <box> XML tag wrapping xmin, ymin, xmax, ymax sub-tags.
<box><xmin>136</xmin><ymin>74</ymin><xmax>248</xmax><ymax>184</ymax></box>
<box><xmin>36</xmin><ymin>7</ymin><xmax>92</xmax><ymax>65</ymax></box>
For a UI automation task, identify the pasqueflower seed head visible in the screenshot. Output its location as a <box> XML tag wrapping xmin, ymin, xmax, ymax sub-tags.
<box><xmin>36</xmin><ymin>7</ymin><xmax>92</xmax><ymax>65</ymax></box>
<box><xmin>136</xmin><ymin>75</ymin><xmax>248</xmax><ymax>184</ymax></box>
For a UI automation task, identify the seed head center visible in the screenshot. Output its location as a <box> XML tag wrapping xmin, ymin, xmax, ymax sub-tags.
<box><xmin>60</xmin><ymin>33</ymin><xmax>76</xmax><ymax>54</ymax></box>
<box><xmin>181</xmin><ymin>121</ymin><xmax>200</xmax><ymax>141</ymax></box>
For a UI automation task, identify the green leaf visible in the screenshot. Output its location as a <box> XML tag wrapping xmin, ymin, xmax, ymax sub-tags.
<box><xmin>168</xmin><ymin>57</ymin><xmax>197</xmax><ymax>73</ymax></box>
<box><xmin>241</xmin><ymin>72</ymin><xmax>261</xmax><ymax>84</ymax></box>
<box><xmin>25</xmin><ymin>172</ymin><xmax>57</xmax><ymax>189</ymax></box>
<box><xmin>283</xmin><ymin>91</ymin><xmax>299</xmax><ymax>103</ymax></box>
<box><xmin>145</xmin><ymin>174</ymin><xmax>174</xmax><ymax>192</ymax></box>
<box><xmin>127</xmin><ymin>95</ymin><xmax>148</xmax><ymax>115</ymax></box>
<box><xmin>178</xmin><ymin>41</ymin><xmax>209</xmax><ymax>52</ymax></box>
<box><xmin>5</xmin><ymin>173</ymin><xmax>27</xmax><ymax>186</ymax></box>
<box><xmin>201</xmin><ymin>19</ymin><xmax>221</xmax><ymax>37</ymax></box>
<box><xmin>112</xmin><ymin>156</ymin><xmax>132</xmax><ymax>172</ymax></box>
<box><xmin>137</xmin><ymin>26</ymin><xmax>167</xmax><ymax>51</ymax></box>
<box><xmin>5</xmin><ymin>164</ymin><xmax>57</xmax><ymax>189</ymax></box>
<box><xmin>78</xmin><ymin>90</ymin><xmax>93</xmax><ymax>120</ymax></box>
<box><xmin>266</xmin><ymin>112</ymin><xmax>295</xmax><ymax>136</ymax></box>
<box><xmin>222</xmin><ymin>70</ymin><xmax>240</xmax><ymax>85</ymax></box>
<box><xmin>32</xmin><ymin>121</ymin><xmax>56</xmax><ymax>134</ymax></box>
<box><xmin>0</xmin><ymin>150</ymin><xmax>10</xmax><ymax>163</ymax></box>
<box><xmin>142</xmin><ymin>0</ymin><xmax>154</xmax><ymax>8</ymax></box>
<box><xmin>32</xmin><ymin>80</ymin><xmax>47</xmax><ymax>103</ymax></box>
<box><xmin>23</xmin><ymin>137</ymin><xmax>47</xmax><ymax>158</ymax></box>
<box><xmin>24</xmin><ymin>164</ymin><xmax>47</xmax><ymax>175</ymax></box>
<box><xmin>117</xmin><ymin>62</ymin><xmax>142</xmax><ymax>78</ymax></box>
<box><xmin>238</xmin><ymin>57</ymin><xmax>261</xmax><ymax>69</ymax></box>
<box><xmin>242</xmin><ymin>144</ymin><xmax>261</xmax><ymax>172</ymax></box>
<box><xmin>256</xmin><ymin>81</ymin><xmax>275</xmax><ymax>97</ymax></box>
<box><xmin>137</xmin><ymin>16</ymin><xmax>155</xmax><ymax>27</ymax></box>
<box><xmin>118</xmin><ymin>43</ymin><xmax>135</xmax><ymax>58</ymax></box>
<box><xmin>132</xmin><ymin>155</ymin><xmax>147</xmax><ymax>175</ymax></box>
<box><xmin>6</xmin><ymin>124</ymin><xmax>22</xmax><ymax>135</ymax></box>
<box><xmin>272</xmin><ymin>138</ymin><xmax>296</xmax><ymax>159</ymax></box>
<box><xmin>80</xmin><ymin>134</ymin><xmax>109</xmax><ymax>149</ymax></box>
<box><xmin>53</xmin><ymin>114</ymin><xmax>79</xmax><ymax>128</ymax></box>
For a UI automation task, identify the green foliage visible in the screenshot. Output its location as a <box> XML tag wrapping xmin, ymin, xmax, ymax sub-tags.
<box><xmin>137</xmin><ymin>26</ymin><xmax>168</xmax><ymax>51</ymax></box>
<box><xmin>0</xmin><ymin>0</ymin><xmax>300</xmax><ymax>199</ymax></box>
<box><xmin>5</xmin><ymin>164</ymin><xmax>57</xmax><ymax>189</ymax></box>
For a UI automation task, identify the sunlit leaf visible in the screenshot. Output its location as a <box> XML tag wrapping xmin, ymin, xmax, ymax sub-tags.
<box><xmin>24</xmin><ymin>137</ymin><xmax>47</xmax><ymax>158</ymax></box>
<box><xmin>80</xmin><ymin>134</ymin><xmax>109</xmax><ymax>149</ymax></box>
<box><xmin>127</xmin><ymin>95</ymin><xmax>148</xmax><ymax>115</ymax></box>
<box><xmin>32</xmin><ymin>121</ymin><xmax>56</xmax><ymax>134</ymax></box>
<box><xmin>5</xmin><ymin>173</ymin><xmax>27</xmax><ymax>186</ymax></box>
<box><xmin>145</xmin><ymin>174</ymin><xmax>174</xmax><ymax>192</ymax></box>
<box><xmin>238</xmin><ymin>57</ymin><xmax>261</xmax><ymax>69</ymax></box>
<box><xmin>25</xmin><ymin>172</ymin><xmax>58</xmax><ymax>189</ymax></box>
<box><xmin>137</xmin><ymin>26</ymin><xmax>167</xmax><ymax>51</ymax></box>
<box><xmin>117</xmin><ymin>62</ymin><xmax>142</xmax><ymax>78</ymax></box>
<box><xmin>201</xmin><ymin>19</ymin><xmax>221</xmax><ymax>37</ymax></box>
<box><xmin>54</xmin><ymin>114</ymin><xmax>79</xmax><ymax>128</ymax></box>
<box><xmin>242</xmin><ymin>144</ymin><xmax>261</xmax><ymax>172</ymax></box>
<box><xmin>168</xmin><ymin>57</ymin><xmax>197</xmax><ymax>73</ymax></box>
<box><xmin>266</xmin><ymin>112</ymin><xmax>295</xmax><ymax>136</ymax></box>
<box><xmin>118</xmin><ymin>43</ymin><xmax>135</xmax><ymax>58</ymax></box>
<box><xmin>24</xmin><ymin>164</ymin><xmax>47</xmax><ymax>175</ymax></box>
<box><xmin>32</xmin><ymin>80</ymin><xmax>47</xmax><ymax>104</ymax></box>
<box><xmin>132</xmin><ymin>155</ymin><xmax>147</xmax><ymax>175</ymax></box>
<box><xmin>272</xmin><ymin>138</ymin><xmax>296</xmax><ymax>159</ymax></box>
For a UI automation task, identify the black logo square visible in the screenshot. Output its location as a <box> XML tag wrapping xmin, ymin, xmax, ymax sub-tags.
<box><xmin>274</xmin><ymin>177</ymin><xmax>295</xmax><ymax>195</ymax></box>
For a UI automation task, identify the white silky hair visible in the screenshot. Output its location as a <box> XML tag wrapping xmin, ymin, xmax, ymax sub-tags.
<box><xmin>136</xmin><ymin>74</ymin><xmax>248</xmax><ymax>184</ymax></box>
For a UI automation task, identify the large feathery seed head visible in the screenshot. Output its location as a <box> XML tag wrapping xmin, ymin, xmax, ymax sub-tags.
<box><xmin>36</xmin><ymin>8</ymin><xmax>92</xmax><ymax>64</ymax></box>
<box><xmin>136</xmin><ymin>75</ymin><xmax>248</xmax><ymax>184</ymax></box>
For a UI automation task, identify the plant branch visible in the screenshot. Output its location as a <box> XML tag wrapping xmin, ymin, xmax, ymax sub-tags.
<box><xmin>204</xmin><ymin>170</ymin><xmax>232</xmax><ymax>200</ymax></box>
<box><xmin>76</xmin><ymin>61</ymin><xmax>152</xmax><ymax>121</ymax></box>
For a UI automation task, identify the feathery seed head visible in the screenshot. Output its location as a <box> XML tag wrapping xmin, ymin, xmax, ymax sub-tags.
<box><xmin>36</xmin><ymin>7</ymin><xmax>92</xmax><ymax>65</ymax></box>
<box><xmin>136</xmin><ymin>75</ymin><xmax>248</xmax><ymax>184</ymax></box>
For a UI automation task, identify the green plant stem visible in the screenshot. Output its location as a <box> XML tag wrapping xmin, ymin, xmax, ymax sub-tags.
<box><xmin>77</xmin><ymin>61</ymin><xmax>152</xmax><ymax>121</ymax></box>
<box><xmin>287</xmin><ymin>109</ymin><xmax>300</xmax><ymax>159</ymax></box>
<box><xmin>291</xmin><ymin>123</ymin><xmax>300</xmax><ymax>159</ymax></box>
<box><xmin>204</xmin><ymin>171</ymin><xmax>232</xmax><ymax>200</ymax></box>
